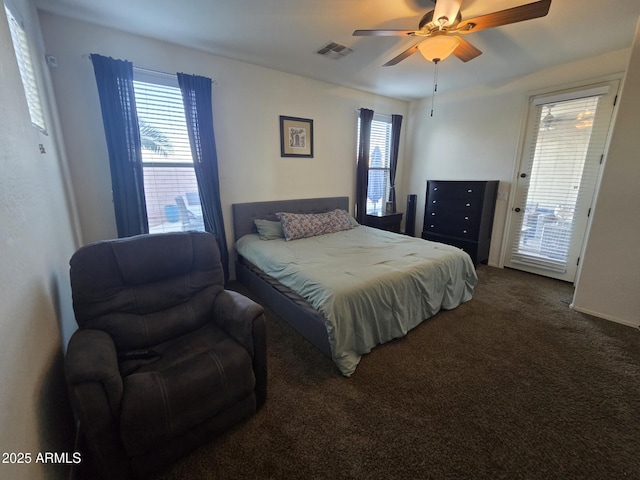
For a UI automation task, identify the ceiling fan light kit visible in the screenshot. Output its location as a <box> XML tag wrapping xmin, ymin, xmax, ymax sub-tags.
<box><xmin>418</xmin><ymin>33</ymin><xmax>460</xmax><ymax>63</ymax></box>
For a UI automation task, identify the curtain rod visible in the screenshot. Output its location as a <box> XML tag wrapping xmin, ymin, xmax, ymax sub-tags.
<box><xmin>134</xmin><ymin>66</ymin><xmax>177</xmax><ymax>79</ymax></box>
<box><xmin>82</xmin><ymin>54</ymin><xmax>217</xmax><ymax>84</ymax></box>
<box><xmin>355</xmin><ymin>108</ymin><xmax>397</xmax><ymax>118</ymax></box>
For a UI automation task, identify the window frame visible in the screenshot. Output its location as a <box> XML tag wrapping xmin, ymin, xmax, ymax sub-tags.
<box><xmin>357</xmin><ymin>112</ymin><xmax>394</xmax><ymax>215</ymax></box>
<box><xmin>132</xmin><ymin>70</ymin><xmax>204</xmax><ymax>234</ymax></box>
<box><xmin>4</xmin><ymin>0</ymin><xmax>47</xmax><ymax>134</ymax></box>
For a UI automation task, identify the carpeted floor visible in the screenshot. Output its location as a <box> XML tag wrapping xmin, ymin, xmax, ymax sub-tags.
<box><xmin>155</xmin><ymin>265</ymin><xmax>640</xmax><ymax>480</ymax></box>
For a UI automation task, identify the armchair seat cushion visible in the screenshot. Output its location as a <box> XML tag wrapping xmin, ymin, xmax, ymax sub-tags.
<box><xmin>119</xmin><ymin>322</ymin><xmax>255</xmax><ymax>457</ymax></box>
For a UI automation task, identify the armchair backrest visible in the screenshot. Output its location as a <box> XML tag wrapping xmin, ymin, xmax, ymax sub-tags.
<box><xmin>70</xmin><ymin>231</ymin><xmax>224</xmax><ymax>351</ymax></box>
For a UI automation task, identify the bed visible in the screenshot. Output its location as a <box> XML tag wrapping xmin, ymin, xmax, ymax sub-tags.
<box><xmin>232</xmin><ymin>197</ymin><xmax>477</xmax><ymax>376</ymax></box>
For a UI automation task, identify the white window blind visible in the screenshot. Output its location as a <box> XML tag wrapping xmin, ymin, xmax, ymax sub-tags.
<box><xmin>357</xmin><ymin>113</ymin><xmax>393</xmax><ymax>214</ymax></box>
<box><xmin>132</xmin><ymin>74</ymin><xmax>204</xmax><ymax>233</ymax></box>
<box><xmin>4</xmin><ymin>3</ymin><xmax>46</xmax><ymax>133</ymax></box>
<box><xmin>509</xmin><ymin>91</ymin><xmax>609</xmax><ymax>273</ymax></box>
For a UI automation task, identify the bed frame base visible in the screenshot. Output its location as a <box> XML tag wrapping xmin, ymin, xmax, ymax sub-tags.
<box><xmin>232</xmin><ymin>197</ymin><xmax>351</xmax><ymax>362</ymax></box>
<box><xmin>235</xmin><ymin>261</ymin><xmax>333</xmax><ymax>359</ymax></box>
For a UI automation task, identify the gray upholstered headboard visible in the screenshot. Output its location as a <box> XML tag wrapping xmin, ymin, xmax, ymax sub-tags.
<box><xmin>232</xmin><ymin>197</ymin><xmax>350</xmax><ymax>241</ymax></box>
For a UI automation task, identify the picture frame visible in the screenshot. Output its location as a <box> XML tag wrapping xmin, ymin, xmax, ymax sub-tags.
<box><xmin>280</xmin><ymin>115</ymin><xmax>314</xmax><ymax>158</ymax></box>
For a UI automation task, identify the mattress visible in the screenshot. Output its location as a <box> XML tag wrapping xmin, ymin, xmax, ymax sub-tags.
<box><xmin>236</xmin><ymin>225</ymin><xmax>477</xmax><ymax>375</ymax></box>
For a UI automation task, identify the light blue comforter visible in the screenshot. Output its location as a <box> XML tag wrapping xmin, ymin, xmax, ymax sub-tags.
<box><xmin>236</xmin><ymin>226</ymin><xmax>477</xmax><ymax>376</ymax></box>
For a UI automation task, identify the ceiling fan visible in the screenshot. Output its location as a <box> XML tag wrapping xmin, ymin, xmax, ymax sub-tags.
<box><xmin>353</xmin><ymin>0</ymin><xmax>552</xmax><ymax>66</ymax></box>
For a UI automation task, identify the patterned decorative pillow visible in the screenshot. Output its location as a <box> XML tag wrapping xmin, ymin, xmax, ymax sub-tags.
<box><xmin>276</xmin><ymin>209</ymin><xmax>354</xmax><ymax>241</ymax></box>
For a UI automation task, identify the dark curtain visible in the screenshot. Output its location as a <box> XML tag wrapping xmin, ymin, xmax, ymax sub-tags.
<box><xmin>177</xmin><ymin>73</ymin><xmax>229</xmax><ymax>280</ymax></box>
<box><xmin>388</xmin><ymin>114</ymin><xmax>403</xmax><ymax>212</ymax></box>
<box><xmin>355</xmin><ymin>108</ymin><xmax>374</xmax><ymax>223</ymax></box>
<box><xmin>91</xmin><ymin>54</ymin><xmax>148</xmax><ymax>237</ymax></box>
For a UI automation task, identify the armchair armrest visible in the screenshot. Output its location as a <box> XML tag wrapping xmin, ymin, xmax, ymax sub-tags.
<box><xmin>65</xmin><ymin>329</ymin><xmax>130</xmax><ymax>478</ymax></box>
<box><xmin>213</xmin><ymin>290</ymin><xmax>264</xmax><ymax>356</ymax></box>
<box><xmin>65</xmin><ymin>329</ymin><xmax>123</xmax><ymax>419</ymax></box>
<box><xmin>213</xmin><ymin>289</ymin><xmax>267</xmax><ymax>407</ymax></box>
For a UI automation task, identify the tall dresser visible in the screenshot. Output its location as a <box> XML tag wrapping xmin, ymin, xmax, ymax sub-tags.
<box><xmin>422</xmin><ymin>180</ymin><xmax>499</xmax><ymax>265</ymax></box>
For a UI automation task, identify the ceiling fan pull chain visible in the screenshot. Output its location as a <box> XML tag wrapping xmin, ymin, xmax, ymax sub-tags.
<box><xmin>431</xmin><ymin>60</ymin><xmax>439</xmax><ymax>117</ymax></box>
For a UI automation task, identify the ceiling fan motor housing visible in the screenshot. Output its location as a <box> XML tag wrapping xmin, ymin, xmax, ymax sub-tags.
<box><xmin>418</xmin><ymin>10</ymin><xmax>462</xmax><ymax>33</ymax></box>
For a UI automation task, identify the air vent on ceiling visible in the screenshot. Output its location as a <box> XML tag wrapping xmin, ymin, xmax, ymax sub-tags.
<box><xmin>315</xmin><ymin>42</ymin><xmax>353</xmax><ymax>59</ymax></box>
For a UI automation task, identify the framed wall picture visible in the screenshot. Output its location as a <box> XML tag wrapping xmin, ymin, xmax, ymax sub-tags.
<box><xmin>280</xmin><ymin>116</ymin><xmax>314</xmax><ymax>158</ymax></box>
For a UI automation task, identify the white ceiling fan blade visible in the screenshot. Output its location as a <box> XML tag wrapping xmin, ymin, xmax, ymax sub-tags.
<box><xmin>433</xmin><ymin>0</ymin><xmax>463</xmax><ymax>27</ymax></box>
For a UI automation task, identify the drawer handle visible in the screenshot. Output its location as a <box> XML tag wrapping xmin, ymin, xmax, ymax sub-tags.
<box><xmin>467</xmin><ymin>189</ymin><xmax>473</xmax><ymax>193</ymax></box>
<box><xmin>430</xmin><ymin>224</ymin><xmax>434</xmax><ymax>228</ymax></box>
<box><xmin>432</xmin><ymin>200</ymin><xmax>437</xmax><ymax>203</ymax></box>
<box><xmin>434</xmin><ymin>187</ymin><xmax>438</xmax><ymax>191</ymax></box>
<box><xmin>464</xmin><ymin>216</ymin><xmax>469</xmax><ymax>220</ymax></box>
<box><xmin>431</xmin><ymin>212</ymin><xmax>436</xmax><ymax>216</ymax></box>
<box><xmin>463</xmin><ymin>230</ymin><xmax>468</xmax><ymax>234</ymax></box>
<box><xmin>466</xmin><ymin>203</ymin><xmax>471</xmax><ymax>207</ymax></box>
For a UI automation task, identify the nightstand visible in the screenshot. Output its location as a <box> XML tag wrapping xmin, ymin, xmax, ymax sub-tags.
<box><xmin>364</xmin><ymin>212</ymin><xmax>403</xmax><ymax>233</ymax></box>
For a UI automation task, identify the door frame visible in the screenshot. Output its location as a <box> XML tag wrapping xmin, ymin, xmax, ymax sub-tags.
<box><xmin>499</xmin><ymin>74</ymin><xmax>622</xmax><ymax>281</ymax></box>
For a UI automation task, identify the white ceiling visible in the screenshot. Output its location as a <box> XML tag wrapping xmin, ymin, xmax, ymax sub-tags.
<box><xmin>34</xmin><ymin>0</ymin><xmax>640</xmax><ymax>101</ymax></box>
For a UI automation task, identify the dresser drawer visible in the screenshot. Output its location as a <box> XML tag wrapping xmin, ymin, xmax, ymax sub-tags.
<box><xmin>423</xmin><ymin>211</ymin><xmax>480</xmax><ymax>238</ymax></box>
<box><xmin>426</xmin><ymin>197</ymin><xmax>483</xmax><ymax>216</ymax></box>
<box><xmin>427</xmin><ymin>181</ymin><xmax>486</xmax><ymax>202</ymax></box>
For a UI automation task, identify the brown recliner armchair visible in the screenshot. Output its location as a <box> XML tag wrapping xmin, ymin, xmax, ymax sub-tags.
<box><xmin>65</xmin><ymin>231</ymin><xmax>266</xmax><ymax>479</ymax></box>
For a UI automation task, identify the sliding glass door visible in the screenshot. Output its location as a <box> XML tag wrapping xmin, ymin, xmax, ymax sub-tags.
<box><xmin>504</xmin><ymin>80</ymin><xmax>619</xmax><ymax>282</ymax></box>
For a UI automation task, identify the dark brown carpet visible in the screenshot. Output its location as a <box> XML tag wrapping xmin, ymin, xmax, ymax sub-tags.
<box><xmin>157</xmin><ymin>266</ymin><xmax>640</xmax><ymax>480</ymax></box>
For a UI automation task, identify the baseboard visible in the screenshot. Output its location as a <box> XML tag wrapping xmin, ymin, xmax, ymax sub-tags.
<box><xmin>570</xmin><ymin>304</ymin><xmax>640</xmax><ymax>329</ymax></box>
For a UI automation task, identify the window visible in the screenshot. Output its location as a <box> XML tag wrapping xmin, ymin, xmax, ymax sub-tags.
<box><xmin>4</xmin><ymin>2</ymin><xmax>46</xmax><ymax>133</ymax></box>
<box><xmin>132</xmin><ymin>72</ymin><xmax>204</xmax><ymax>233</ymax></box>
<box><xmin>357</xmin><ymin>113</ymin><xmax>393</xmax><ymax>214</ymax></box>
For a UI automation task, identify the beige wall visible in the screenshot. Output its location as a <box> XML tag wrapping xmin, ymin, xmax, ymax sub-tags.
<box><xmin>0</xmin><ymin>1</ymin><xmax>79</xmax><ymax>479</ymax></box>
<box><xmin>38</xmin><ymin>12</ymin><xmax>408</xmax><ymax>249</ymax></box>
<box><xmin>572</xmin><ymin>18</ymin><xmax>640</xmax><ymax>326</ymax></box>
